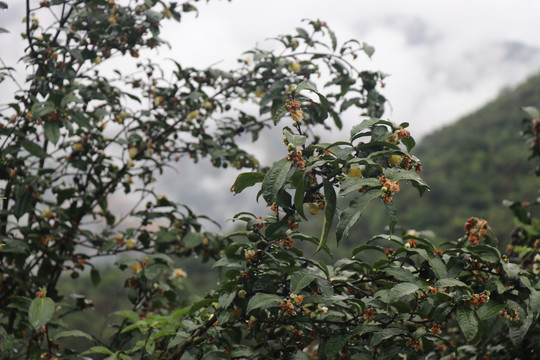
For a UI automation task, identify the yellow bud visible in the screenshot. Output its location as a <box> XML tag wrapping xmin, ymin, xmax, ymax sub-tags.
<box><xmin>125</xmin><ymin>238</ymin><xmax>136</xmax><ymax>249</ymax></box>
<box><xmin>188</xmin><ymin>110</ymin><xmax>198</xmax><ymax>120</ymax></box>
<box><xmin>129</xmin><ymin>148</ymin><xmax>138</xmax><ymax>159</ymax></box>
<box><xmin>348</xmin><ymin>164</ymin><xmax>363</xmax><ymax>178</ymax></box>
<box><xmin>388</xmin><ymin>155</ymin><xmax>402</xmax><ymax>166</ymax></box>
<box><xmin>163</xmin><ymin>8</ymin><xmax>172</xmax><ymax>19</ymax></box>
<box><xmin>290</xmin><ymin>62</ymin><xmax>301</xmax><ymax>72</ymax></box>
<box><xmin>72</xmin><ymin>143</ymin><xmax>84</xmax><ymax>152</ymax></box>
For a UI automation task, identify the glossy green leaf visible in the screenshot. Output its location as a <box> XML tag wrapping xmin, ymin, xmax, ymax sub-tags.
<box><xmin>362</xmin><ymin>42</ymin><xmax>375</xmax><ymax>57</ymax></box>
<box><xmin>370</xmin><ymin>328</ymin><xmax>406</xmax><ymax>347</ymax></box>
<box><xmin>31</xmin><ymin>101</ymin><xmax>55</xmax><ymax>119</ymax></box>
<box><xmin>325</xmin><ymin>335</ymin><xmax>350</xmax><ymax>357</ymax></box>
<box><xmin>218</xmin><ymin>292</ymin><xmax>236</xmax><ymax>309</ymax></box>
<box><xmin>12</xmin><ymin>189</ymin><xmax>33</xmax><ymax>219</ymax></box>
<box><xmin>54</xmin><ymin>329</ymin><xmax>94</xmax><ymax>341</ymax></box>
<box><xmin>81</xmin><ymin>346</ymin><xmax>114</xmax><ymax>356</ymax></box>
<box><xmin>272</xmin><ymin>104</ymin><xmax>288</xmax><ymax>125</ymax></box>
<box><xmin>336</xmin><ymin>190</ymin><xmax>382</xmax><ymax>244</ymax></box>
<box><xmin>28</xmin><ymin>297</ymin><xmax>55</xmax><ymax>330</ymax></box>
<box><xmin>21</xmin><ymin>139</ymin><xmax>47</xmax><ymax>158</ymax></box>
<box><xmin>230</xmin><ymin>172</ymin><xmax>265</xmax><ymax>195</ymax></box>
<box><xmin>293</xmin><ymin>172</ymin><xmax>306</xmax><ymax>219</ymax></box>
<box><xmin>340</xmin><ymin>177</ymin><xmax>380</xmax><ymax>196</ymax></box>
<box><xmin>261</xmin><ymin>158</ymin><xmax>292</xmax><ymax>204</ymax></box>
<box><xmin>44</xmin><ymin>121</ymin><xmax>60</xmax><ymax>145</ymax></box>
<box><xmin>388</xmin><ymin>282</ymin><xmax>419</xmax><ymax>303</ymax></box>
<box><xmin>290</xmin><ymin>269</ymin><xmax>317</xmax><ymax>293</ymax></box>
<box><xmin>476</xmin><ymin>301</ymin><xmax>505</xmax><ymax>321</ymax></box>
<box><xmin>246</xmin><ymin>293</ymin><xmax>283</xmax><ymax>314</ymax></box>
<box><xmin>456</xmin><ymin>305</ymin><xmax>478</xmax><ymax>342</ymax></box>
<box><xmin>283</xmin><ymin>128</ymin><xmax>306</xmax><ymax>147</ymax></box>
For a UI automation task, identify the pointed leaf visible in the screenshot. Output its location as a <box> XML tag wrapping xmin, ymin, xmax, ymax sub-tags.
<box><xmin>44</xmin><ymin>121</ymin><xmax>60</xmax><ymax>145</ymax></box>
<box><xmin>28</xmin><ymin>297</ymin><xmax>55</xmax><ymax>330</ymax></box>
<box><xmin>261</xmin><ymin>158</ymin><xmax>292</xmax><ymax>204</ymax></box>
<box><xmin>388</xmin><ymin>282</ymin><xmax>419</xmax><ymax>303</ymax></box>
<box><xmin>246</xmin><ymin>293</ymin><xmax>283</xmax><ymax>313</ymax></box>
<box><xmin>325</xmin><ymin>335</ymin><xmax>350</xmax><ymax>357</ymax></box>
<box><xmin>290</xmin><ymin>269</ymin><xmax>317</xmax><ymax>293</ymax></box>
<box><xmin>54</xmin><ymin>330</ymin><xmax>94</xmax><ymax>341</ymax></box>
<box><xmin>336</xmin><ymin>190</ymin><xmax>382</xmax><ymax>244</ymax></box>
<box><xmin>456</xmin><ymin>305</ymin><xmax>478</xmax><ymax>342</ymax></box>
<box><xmin>230</xmin><ymin>172</ymin><xmax>265</xmax><ymax>195</ymax></box>
<box><xmin>294</xmin><ymin>172</ymin><xmax>306</xmax><ymax>219</ymax></box>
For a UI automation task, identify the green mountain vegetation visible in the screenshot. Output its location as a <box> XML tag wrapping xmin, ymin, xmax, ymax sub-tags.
<box><xmin>349</xmin><ymin>71</ymin><xmax>540</xmax><ymax>248</ymax></box>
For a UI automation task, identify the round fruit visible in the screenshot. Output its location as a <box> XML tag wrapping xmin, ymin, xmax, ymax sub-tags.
<box><xmin>388</xmin><ymin>155</ymin><xmax>402</xmax><ymax>166</ymax></box>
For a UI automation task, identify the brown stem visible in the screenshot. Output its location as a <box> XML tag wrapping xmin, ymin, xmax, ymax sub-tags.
<box><xmin>168</xmin><ymin>312</ymin><xmax>218</xmax><ymax>360</ymax></box>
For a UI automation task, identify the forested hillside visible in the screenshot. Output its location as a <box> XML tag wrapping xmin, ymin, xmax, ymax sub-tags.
<box><xmin>350</xmin><ymin>72</ymin><xmax>540</xmax><ymax>247</ymax></box>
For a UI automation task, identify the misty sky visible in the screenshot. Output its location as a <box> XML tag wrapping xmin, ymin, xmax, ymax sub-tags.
<box><xmin>2</xmin><ymin>0</ymin><xmax>540</xmax><ymax>229</ymax></box>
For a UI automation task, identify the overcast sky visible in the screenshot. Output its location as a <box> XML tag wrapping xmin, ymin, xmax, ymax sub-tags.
<box><xmin>2</xmin><ymin>0</ymin><xmax>540</xmax><ymax>229</ymax></box>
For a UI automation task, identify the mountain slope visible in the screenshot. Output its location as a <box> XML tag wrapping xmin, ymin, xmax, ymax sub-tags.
<box><xmin>349</xmin><ymin>71</ymin><xmax>540</xmax><ymax>247</ymax></box>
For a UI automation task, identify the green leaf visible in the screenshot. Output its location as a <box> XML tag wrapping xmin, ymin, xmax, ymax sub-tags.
<box><xmin>328</xmin><ymin>29</ymin><xmax>337</xmax><ymax>51</ymax></box>
<box><xmin>246</xmin><ymin>293</ymin><xmax>283</xmax><ymax>313</ymax></box>
<box><xmin>21</xmin><ymin>139</ymin><xmax>47</xmax><ymax>158</ymax></box>
<box><xmin>350</xmin><ymin>117</ymin><xmax>380</xmax><ymax>139</ymax></box>
<box><xmin>60</xmin><ymin>94</ymin><xmax>83</xmax><ymax>108</ymax></box>
<box><xmin>290</xmin><ymin>269</ymin><xmax>317</xmax><ymax>293</ymax></box>
<box><xmin>476</xmin><ymin>301</ymin><xmax>505</xmax><ymax>321</ymax></box>
<box><xmin>261</xmin><ymin>158</ymin><xmax>292</xmax><ymax>204</ymax></box>
<box><xmin>283</xmin><ymin>128</ymin><xmax>306</xmax><ymax>147</ymax></box>
<box><xmin>294</xmin><ymin>172</ymin><xmax>306</xmax><ymax>219</ymax></box>
<box><xmin>336</xmin><ymin>190</ymin><xmax>382</xmax><ymax>244</ymax></box>
<box><xmin>383</xmin><ymin>168</ymin><xmax>429</xmax><ymax>195</ymax></box>
<box><xmin>54</xmin><ymin>330</ymin><xmax>94</xmax><ymax>341</ymax></box>
<box><xmin>81</xmin><ymin>346</ymin><xmax>114</xmax><ymax>356</ymax></box>
<box><xmin>0</xmin><ymin>2</ymin><xmax>7</xmax><ymax>9</ymax></box>
<box><xmin>218</xmin><ymin>292</ymin><xmax>236</xmax><ymax>309</ymax></box>
<box><xmin>385</xmin><ymin>202</ymin><xmax>397</xmax><ymax>234</ymax></box>
<box><xmin>0</xmin><ymin>27</ymin><xmax>9</xmax><ymax>34</ymax></box>
<box><xmin>362</xmin><ymin>42</ymin><xmax>375</xmax><ymax>58</ymax></box>
<box><xmin>28</xmin><ymin>297</ymin><xmax>55</xmax><ymax>330</ymax></box>
<box><xmin>31</xmin><ymin>101</ymin><xmax>55</xmax><ymax>119</ymax></box>
<box><xmin>115</xmin><ymin>310</ymin><xmax>139</xmax><ymax>322</ymax></box>
<box><xmin>295</xmin><ymin>80</ymin><xmax>318</xmax><ymax>93</ymax></box>
<box><xmin>388</xmin><ymin>282</ymin><xmax>419</xmax><ymax>303</ymax></box>
<box><xmin>325</xmin><ymin>335</ymin><xmax>350</xmax><ymax>357</ymax></box>
<box><xmin>230</xmin><ymin>172</ymin><xmax>265</xmax><ymax>195</ymax></box>
<box><xmin>509</xmin><ymin>312</ymin><xmax>533</xmax><ymax>346</ymax></box>
<box><xmin>90</xmin><ymin>268</ymin><xmax>101</xmax><ymax>286</ymax></box>
<box><xmin>317</xmin><ymin>178</ymin><xmax>336</xmax><ymax>253</ymax></box>
<box><xmin>230</xmin><ymin>346</ymin><xmax>254</xmax><ymax>357</ymax></box>
<box><xmin>370</xmin><ymin>328</ymin><xmax>406</xmax><ymax>347</ymax></box>
<box><xmin>340</xmin><ymin>177</ymin><xmax>380</xmax><ymax>196</ymax></box>
<box><xmin>44</xmin><ymin>121</ymin><xmax>60</xmax><ymax>145</ymax></box>
<box><xmin>272</xmin><ymin>104</ymin><xmax>288</xmax><ymax>125</ymax></box>
<box><xmin>427</xmin><ymin>253</ymin><xmax>448</xmax><ymax>280</ymax></box>
<box><xmin>183</xmin><ymin>232</ymin><xmax>204</xmax><ymax>248</ymax></box>
<box><xmin>522</xmin><ymin>106</ymin><xmax>540</xmax><ymax>119</ymax></box>
<box><xmin>456</xmin><ymin>305</ymin><xmax>478</xmax><ymax>342</ymax></box>
<box><xmin>435</xmin><ymin>279</ymin><xmax>468</xmax><ymax>288</ymax></box>
<box><xmin>12</xmin><ymin>189</ymin><xmax>33</xmax><ymax>219</ymax></box>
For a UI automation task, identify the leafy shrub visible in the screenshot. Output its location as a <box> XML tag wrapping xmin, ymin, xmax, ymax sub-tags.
<box><xmin>0</xmin><ymin>1</ymin><xmax>538</xmax><ymax>359</ymax></box>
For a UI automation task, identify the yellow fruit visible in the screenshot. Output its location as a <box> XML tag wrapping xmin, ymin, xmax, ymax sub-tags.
<box><xmin>290</xmin><ymin>62</ymin><xmax>301</xmax><ymax>72</ymax></box>
<box><xmin>348</xmin><ymin>164</ymin><xmax>362</xmax><ymax>178</ymax></box>
<box><xmin>255</xmin><ymin>89</ymin><xmax>265</xmax><ymax>98</ymax></box>
<box><xmin>129</xmin><ymin>148</ymin><xmax>138</xmax><ymax>159</ymax></box>
<box><xmin>202</xmin><ymin>101</ymin><xmax>213</xmax><ymax>109</ymax></box>
<box><xmin>163</xmin><ymin>8</ymin><xmax>172</xmax><ymax>19</ymax></box>
<box><xmin>309</xmin><ymin>203</ymin><xmax>320</xmax><ymax>215</ymax></box>
<box><xmin>188</xmin><ymin>110</ymin><xmax>198</xmax><ymax>119</ymax></box>
<box><xmin>388</xmin><ymin>155</ymin><xmax>402</xmax><ymax>166</ymax></box>
<box><xmin>125</xmin><ymin>238</ymin><xmax>136</xmax><ymax>249</ymax></box>
<box><xmin>72</xmin><ymin>143</ymin><xmax>84</xmax><ymax>152</ymax></box>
